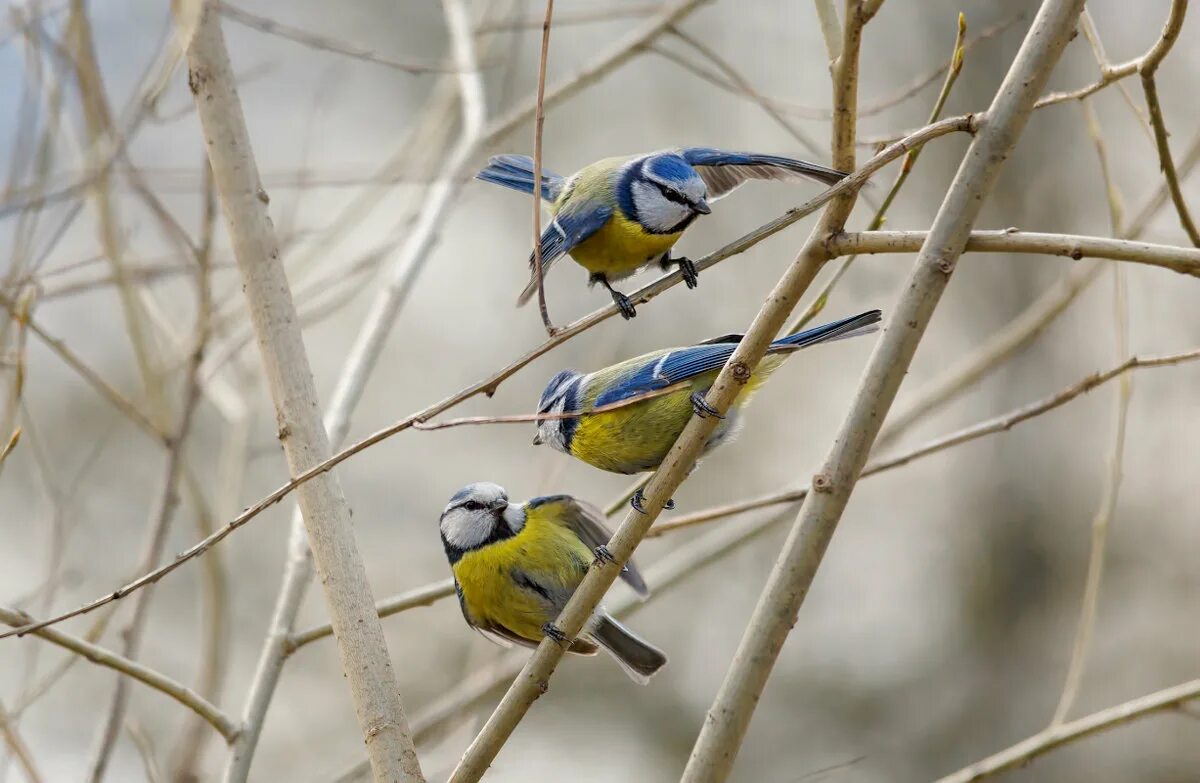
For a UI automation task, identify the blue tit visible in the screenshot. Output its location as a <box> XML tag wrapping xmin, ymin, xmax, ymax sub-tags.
<box><xmin>439</xmin><ymin>482</ymin><xmax>668</xmax><ymax>683</ymax></box>
<box><xmin>476</xmin><ymin>148</ymin><xmax>847</xmax><ymax>319</ymax></box>
<box><xmin>532</xmin><ymin>310</ymin><xmax>882</xmax><ymax>507</ymax></box>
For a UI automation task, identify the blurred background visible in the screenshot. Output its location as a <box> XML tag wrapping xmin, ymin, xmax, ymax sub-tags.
<box><xmin>1</xmin><ymin>0</ymin><xmax>1198</xmax><ymax>780</ymax></box>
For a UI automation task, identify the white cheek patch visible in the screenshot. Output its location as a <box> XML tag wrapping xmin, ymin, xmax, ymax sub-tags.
<box><xmin>440</xmin><ymin>510</ymin><xmax>491</xmax><ymax>550</ymax></box>
<box><xmin>631</xmin><ymin>181</ymin><xmax>690</xmax><ymax>233</ymax></box>
<box><xmin>502</xmin><ymin>503</ymin><xmax>527</xmax><ymax>533</ymax></box>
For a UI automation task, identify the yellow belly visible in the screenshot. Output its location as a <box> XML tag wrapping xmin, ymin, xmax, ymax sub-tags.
<box><xmin>569</xmin><ymin>368</ymin><xmax>775</xmax><ymax>474</ymax></box>
<box><xmin>569</xmin><ymin>212</ymin><xmax>682</xmax><ymax>280</ymax></box>
<box><xmin>452</xmin><ymin>515</ymin><xmax>591</xmax><ymax>643</ymax></box>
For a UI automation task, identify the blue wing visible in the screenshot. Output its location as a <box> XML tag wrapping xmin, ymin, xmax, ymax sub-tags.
<box><xmin>592</xmin><ymin>310</ymin><xmax>882</xmax><ymax>406</ymax></box>
<box><xmin>678</xmin><ymin>147</ymin><xmax>847</xmax><ymax>201</ymax></box>
<box><xmin>516</xmin><ymin>200</ymin><xmax>613</xmax><ymax>305</ymax></box>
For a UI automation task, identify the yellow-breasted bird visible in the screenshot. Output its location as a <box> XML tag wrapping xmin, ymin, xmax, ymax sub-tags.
<box><xmin>533</xmin><ymin>310</ymin><xmax>882</xmax><ymax>509</ymax></box>
<box><xmin>439</xmin><ymin>482</ymin><xmax>667</xmax><ymax>683</ymax></box>
<box><xmin>476</xmin><ymin>149</ymin><xmax>847</xmax><ymax>318</ymax></box>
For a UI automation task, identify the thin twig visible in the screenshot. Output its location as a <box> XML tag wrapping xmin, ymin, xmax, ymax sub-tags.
<box><xmin>0</xmin><ymin>300</ymin><xmax>167</xmax><ymax>442</ymax></box>
<box><xmin>682</xmin><ymin>4</ymin><xmax>1084</xmax><ymax>780</ymax></box>
<box><xmin>0</xmin><ymin>606</ymin><xmax>238</xmax><ymax>741</ymax></box>
<box><xmin>1138</xmin><ymin>0</ymin><xmax>1198</xmax><ymax>245</ymax></box>
<box><xmin>475</xmin><ymin>3</ymin><xmax>663</xmax><ymax>33</ymax></box>
<box><xmin>1049</xmin><ymin>102</ymin><xmax>1131</xmax><ymax>727</ymax></box>
<box><xmin>215</xmin><ymin>1</ymin><xmax>464</xmax><ymax>74</ymax></box>
<box><xmin>665</xmin><ymin>27</ymin><xmax>822</xmax><ymax>157</ymax></box>
<box><xmin>935</xmin><ymin>678</ymin><xmax>1200</xmax><ymax>783</ymax></box>
<box><xmin>530</xmin><ymin>0</ymin><xmax>555</xmax><ymax>334</ymax></box>
<box><xmin>0</xmin><ymin>698</ymin><xmax>44</xmax><ymax>783</ymax></box>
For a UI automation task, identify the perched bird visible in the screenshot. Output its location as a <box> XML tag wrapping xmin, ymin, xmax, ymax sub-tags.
<box><xmin>476</xmin><ymin>149</ymin><xmax>848</xmax><ymax>318</ymax></box>
<box><xmin>533</xmin><ymin>310</ymin><xmax>882</xmax><ymax>509</ymax></box>
<box><xmin>439</xmin><ymin>482</ymin><xmax>668</xmax><ymax>683</ymax></box>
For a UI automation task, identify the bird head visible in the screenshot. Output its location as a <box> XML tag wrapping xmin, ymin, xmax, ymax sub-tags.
<box><xmin>533</xmin><ymin>369</ymin><xmax>580</xmax><ymax>453</ymax></box>
<box><xmin>440</xmin><ymin>482</ymin><xmax>526</xmax><ymax>553</ymax></box>
<box><xmin>629</xmin><ymin>153</ymin><xmax>711</xmax><ymax>233</ymax></box>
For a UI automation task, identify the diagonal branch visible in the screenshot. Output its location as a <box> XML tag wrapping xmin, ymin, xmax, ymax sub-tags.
<box><xmin>681</xmin><ymin>2</ymin><xmax>1086</xmax><ymax>780</ymax></box>
<box><xmin>445</xmin><ymin>1</ymin><xmax>878</xmax><ymax>778</ymax></box>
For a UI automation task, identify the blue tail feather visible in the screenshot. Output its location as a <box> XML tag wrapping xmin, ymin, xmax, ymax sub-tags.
<box><xmin>476</xmin><ymin>154</ymin><xmax>565</xmax><ymax>202</ymax></box>
<box><xmin>771</xmin><ymin>309</ymin><xmax>882</xmax><ymax>351</ymax></box>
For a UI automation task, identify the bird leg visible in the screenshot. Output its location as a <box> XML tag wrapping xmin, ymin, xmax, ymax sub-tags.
<box><xmin>591</xmin><ymin>273</ymin><xmax>637</xmax><ymax>319</ymax></box>
<box><xmin>690</xmin><ymin>391</ymin><xmax>725</xmax><ymax>419</ymax></box>
<box><xmin>630</xmin><ymin>488</ymin><xmax>675</xmax><ymax>514</ymax></box>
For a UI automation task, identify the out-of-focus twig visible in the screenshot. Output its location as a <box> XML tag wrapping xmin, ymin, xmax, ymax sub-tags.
<box><xmin>0</xmin><ymin>606</ymin><xmax>238</xmax><ymax>740</ymax></box>
<box><xmin>216</xmin><ymin>1</ymin><xmax>465</xmax><ymax>74</ymax></box>
<box><xmin>475</xmin><ymin>3</ymin><xmax>664</xmax><ymax>32</ymax></box>
<box><xmin>1049</xmin><ymin>99</ymin><xmax>1131</xmax><ymax>727</ymax></box>
<box><xmin>935</xmin><ymin>678</ymin><xmax>1200</xmax><ymax>783</ymax></box>
<box><xmin>664</xmin><ymin>27</ymin><xmax>822</xmax><ymax>156</ymax></box>
<box><xmin>0</xmin><ymin>698</ymin><xmax>44</xmax><ymax>783</ymax></box>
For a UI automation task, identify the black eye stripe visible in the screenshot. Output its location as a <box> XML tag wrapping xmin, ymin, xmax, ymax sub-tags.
<box><xmin>653</xmin><ymin>181</ymin><xmax>690</xmax><ymax>205</ymax></box>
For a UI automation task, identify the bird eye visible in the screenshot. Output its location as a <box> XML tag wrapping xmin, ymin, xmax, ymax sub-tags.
<box><xmin>463</xmin><ymin>500</ymin><xmax>484</xmax><ymax>511</ymax></box>
<box><xmin>653</xmin><ymin>182</ymin><xmax>688</xmax><ymax>205</ymax></box>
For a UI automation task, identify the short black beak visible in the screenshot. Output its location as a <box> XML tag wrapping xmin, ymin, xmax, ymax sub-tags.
<box><xmin>532</xmin><ymin>432</ymin><xmax>543</xmax><ymax>446</ymax></box>
<box><xmin>488</xmin><ymin>499</ymin><xmax>508</xmax><ymax>512</ymax></box>
<box><xmin>693</xmin><ymin>198</ymin><xmax>712</xmax><ymax>215</ymax></box>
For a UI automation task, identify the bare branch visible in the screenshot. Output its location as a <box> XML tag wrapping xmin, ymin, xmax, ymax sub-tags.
<box><xmin>827</xmin><ymin>229</ymin><xmax>1200</xmax><ymax>275</ymax></box>
<box><xmin>222</xmin><ymin>2</ymin><xmax>485</xmax><ymax>777</ymax></box>
<box><xmin>182</xmin><ymin>5</ymin><xmax>423</xmax><ymax>781</ymax></box>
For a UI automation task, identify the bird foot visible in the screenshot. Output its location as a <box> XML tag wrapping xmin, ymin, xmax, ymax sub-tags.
<box><xmin>592</xmin><ymin>544</ymin><xmax>616</xmax><ymax>567</ymax></box>
<box><xmin>690</xmin><ymin>391</ymin><xmax>725</xmax><ymax>419</ymax></box>
<box><xmin>611</xmin><ymin>290</ymin><xmax>637</xmax><ymax>319</ymax></box>
<box><xmin>677</xmin><ymin>256</ymin><xmax>699</xmax><ymax>289</ymax></box>
<box><xmin>630</xmin><ymin>488</ymin><xmax>675</xmax><ymax>514</ymax></box>
<box><xmin>542</xmin><ymin>622</ymin><xmax>569</xmax><ymax>646</ymax></box>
